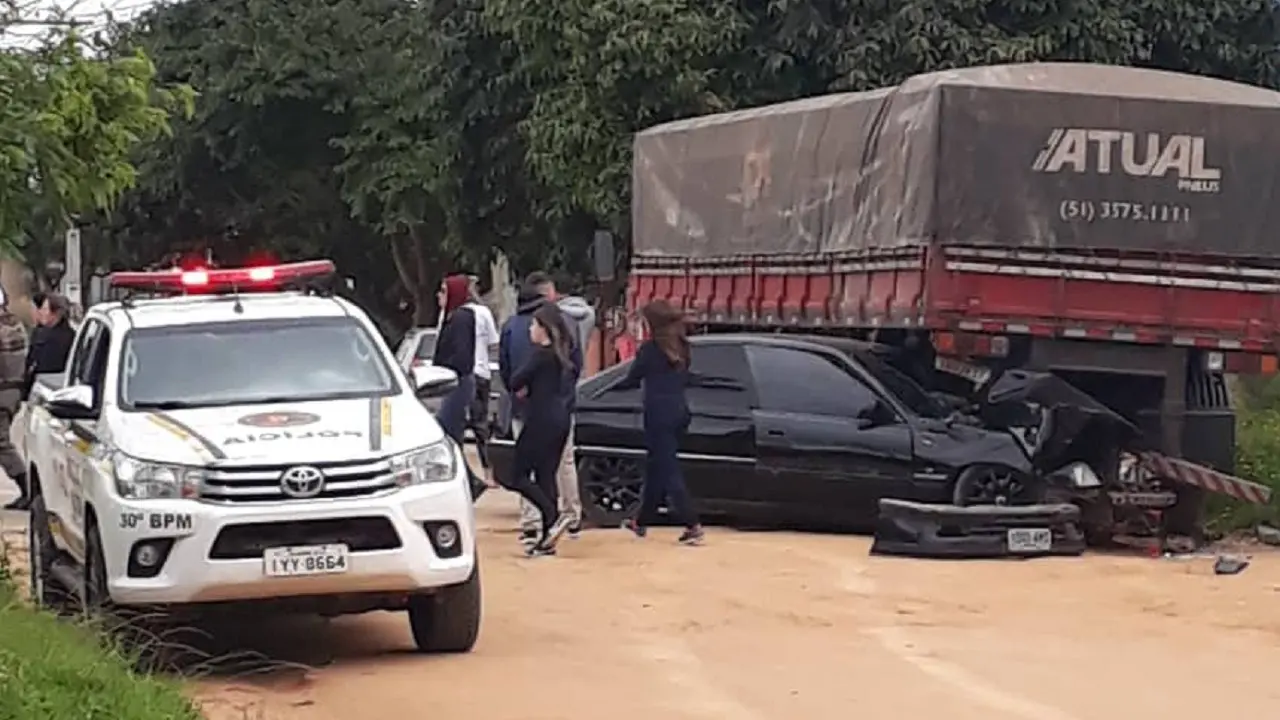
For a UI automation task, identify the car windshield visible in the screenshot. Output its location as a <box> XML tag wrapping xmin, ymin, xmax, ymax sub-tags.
<box><xmin>856</xmin><ymin>352</ymin><xmax>948</xmax><ymax>419</ymax></box>
<box><xmin>120</xmin><ymin>317</ymin><xmax>398</xmax><ymax>409</ymax></box>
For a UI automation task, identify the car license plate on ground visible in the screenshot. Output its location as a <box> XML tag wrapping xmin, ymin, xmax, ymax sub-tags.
<box><xmin>1006</xmin><ymin>528</ymin><xmax>1052</xmax><ymax>553</ymax></box>
<box><xmin>263</xmin><ymin>544</ymin><xmax>350</xmax><ymax>577</ymax></box>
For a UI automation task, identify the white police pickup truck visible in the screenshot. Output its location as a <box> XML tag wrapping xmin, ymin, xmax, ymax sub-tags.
<box><xmin>19</xmin><ymin>260</ymin><xmax>481</xmax><ymax>653</ymax></box>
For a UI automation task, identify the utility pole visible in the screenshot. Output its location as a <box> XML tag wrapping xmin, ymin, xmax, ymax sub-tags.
<box><xmin>61</xmin><ymin>224</ymin><xmax>81</xmax><ymax>310</ymax></box>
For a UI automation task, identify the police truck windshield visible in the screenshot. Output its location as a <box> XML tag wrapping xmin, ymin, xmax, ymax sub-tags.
<box><xmin>120</xmin><ymin>317</ymin><xmax>398</xmax><ymax>409</ymax></box>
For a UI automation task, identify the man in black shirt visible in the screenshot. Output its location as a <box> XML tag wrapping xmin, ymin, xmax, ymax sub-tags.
<box><xmin>23</xmin><ymin>293</ymin><xmax>75</xmax><ymax>400</ymax></box>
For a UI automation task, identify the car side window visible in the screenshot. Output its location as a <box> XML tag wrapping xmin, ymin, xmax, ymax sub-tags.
<box><xmin>67</xmin><ymin>321</ymin><xmax>102</xmax><ymax>387</ymax></box>
<box><xmin>83</xmin><ymin>327</ymin><xmax>112</xmax><ymax>411</ymax></box>
<box><xmin>688</xmin><ymin>345</ymin><xmax>752</xmax><ymax>413</ymax></box>
<box><xmin>746</xmin><ymin>345</ymin><xmax>881</xmax><ymax>418</ymax></box>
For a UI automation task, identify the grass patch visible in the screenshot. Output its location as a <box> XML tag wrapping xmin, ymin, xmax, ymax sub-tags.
<box><xmin>1210</xmin><ymin>406</ymin><xmax>1280</xmax><ymax>532</ymax></box>
<box><xmin>1207</xmin><ymin>375</ymin><xmax>1280</xmax><ymax>532</ymax></box>
<box><xmin>0</xmin><ymin>562</ymin><xmax>202</xmax><ymax>720</ymax></box>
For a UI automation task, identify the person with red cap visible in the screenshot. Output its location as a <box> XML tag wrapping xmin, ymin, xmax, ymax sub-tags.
<box><xmin>433</xmin><ymin>274</ymin><xmax>478</xmax><ymax>444</ymax></box>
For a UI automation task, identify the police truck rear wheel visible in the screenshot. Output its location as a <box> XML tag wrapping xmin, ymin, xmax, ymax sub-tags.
<box><xmin>408</xmin><ymin>563</ymin><xmax>481</xmax><ymax>653</ymax></box>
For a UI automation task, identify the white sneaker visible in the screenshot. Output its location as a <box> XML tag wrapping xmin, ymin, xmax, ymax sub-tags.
<box><xmin>545</xmin><ymin>513</ymin><xmax>575</xmax><ymax>547</ymax></box>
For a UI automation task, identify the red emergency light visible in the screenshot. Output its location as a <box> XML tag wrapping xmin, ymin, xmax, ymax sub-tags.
<box><xmin>107</xmin><ymin>260</ymin><xmax>337</xmax><ymax>294</ymax></box>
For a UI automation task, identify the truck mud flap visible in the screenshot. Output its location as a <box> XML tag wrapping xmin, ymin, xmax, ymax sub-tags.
<box><xmin>871</xmin><ymin>499</ymin><xmax>1086</xmax><ymax>559</ymax></box>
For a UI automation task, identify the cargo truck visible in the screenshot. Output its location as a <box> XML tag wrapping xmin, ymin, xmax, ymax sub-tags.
<box><xmin>627</xmin><ymin>63</ymin><xmax>1280</xmax><ymax>539</ymax></box>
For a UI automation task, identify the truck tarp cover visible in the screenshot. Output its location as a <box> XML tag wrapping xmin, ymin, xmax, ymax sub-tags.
<box><xmin>632</xmin><ymin>63</ymin><xmax>1280</xmax><ymax>259</ymax></box>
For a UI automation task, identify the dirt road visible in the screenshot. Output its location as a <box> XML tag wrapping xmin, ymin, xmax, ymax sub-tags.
<box><xmin>185</xmin><ymin>493</ymin><xmax>1280</xmax><ymax>720</ymax></box>
<box><xmin>7</xmin><ymin>489</ymin><xmax>1280</xmax><ymax>720</ymax></box>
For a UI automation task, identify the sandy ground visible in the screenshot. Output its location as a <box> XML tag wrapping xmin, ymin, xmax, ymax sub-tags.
<box><xmin>7</xmin><ymin>485</ymin><xmax>1280</xmax><ymax>720</ymax></box>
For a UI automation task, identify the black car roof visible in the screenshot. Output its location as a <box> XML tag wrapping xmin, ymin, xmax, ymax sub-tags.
<box><xmin>691</xmin><ymin>333</ymin><xmax>892</xmax><ymax>358</ymax></box>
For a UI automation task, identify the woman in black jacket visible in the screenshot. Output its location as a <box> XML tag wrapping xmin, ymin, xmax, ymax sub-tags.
<box><xmin>433</xmin><ymin>274</ymin><xmax>477</xmax><ymax>444</ymax></box>
<box><xmin>608</xmin><ymin>301</ymin><xmax>704</xmax><ymax>545</ymax></box>
<box><xmin>504</xmin><ymin>303</ymin><xmax>578</xmax><ymax>556</ymax></box>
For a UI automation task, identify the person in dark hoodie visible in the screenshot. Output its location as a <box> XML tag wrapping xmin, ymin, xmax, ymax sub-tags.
<box><xmin>23</xmin><ymin>293</ymin><xmax>75</xmax><ymax>401</ymax></box>
<box><xmin>524</xmin><ymin>272</ymin><xmax>594</xmax><ymax>538</ymax></box>
<box><xmin>603</xmin><ymin>300</ymin><xmax>704</xmax><ymax>545</ymax></box>
<box><xmin>502</xmin><ymin>303</ymin><xmax>578</xmax><ymax>556</ymax></box>
<box><xmin>502</xmin><ymin>273</ymin><xmax>590</xmax><ymax>546</ymax></box>
<box><xmin>432</xmin><ymin>274</ymin><xmax>477</xmax><ymax>444</ymax></box>
<box><xmin>498</xmin><ymin>280</ymin><xmax>546</xmax><ymax>432</ymax></box>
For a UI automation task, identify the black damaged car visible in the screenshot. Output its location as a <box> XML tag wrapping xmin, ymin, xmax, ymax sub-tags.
<box><xmin>488</xmin><ymin>334</ymin><xmax>1058</xmax><ymax>531</ymax></box>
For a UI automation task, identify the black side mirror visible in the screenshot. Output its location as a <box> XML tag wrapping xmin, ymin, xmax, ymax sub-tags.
<box><xmin>857</xmin><ymin>399</ymin><xmax>899</xmax><ymax>428</ymax></box>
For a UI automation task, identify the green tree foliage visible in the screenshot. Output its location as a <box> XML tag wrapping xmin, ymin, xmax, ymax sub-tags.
<box><xmin>0</xmin><ymin>20</ymin><xmax>191</xmax><ymax>259</ymax></box>
<box><xmin>105</xmin><ymin>0</ymin><xmax>569</xmax><ymax>327</ymax></box>
<box><xmin>97</xmin><ymin>0</ymin><xmax>1280</xmax><ymax>328</ymax></box>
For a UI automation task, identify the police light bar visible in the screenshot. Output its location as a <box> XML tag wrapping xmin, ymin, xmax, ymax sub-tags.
<box><xmin>107</xmin><ymin>260</ymin><xmax>337</xmax><ymax>294</ymax></box>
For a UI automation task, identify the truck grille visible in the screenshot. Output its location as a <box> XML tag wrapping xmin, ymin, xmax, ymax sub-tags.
<box><xmin>201</xmin><ymin>458</ymin><xmax>395</xmax><ymax>503</ymax></box>
<box><xmin>209</xmin><ymin>517</ymin><xmax>402</xmax><ymax>560</ymax></box>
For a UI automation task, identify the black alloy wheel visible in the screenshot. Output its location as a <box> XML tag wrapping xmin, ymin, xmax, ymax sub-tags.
<box><xmin>578</xmin><ymin>455</ymin><xmax>644</xmax><ymax>527</ymax></box>
<box><xmin>951</xmin><ymin>464</ymin><xmax>1044</xmax><ymax>507</ymax></box>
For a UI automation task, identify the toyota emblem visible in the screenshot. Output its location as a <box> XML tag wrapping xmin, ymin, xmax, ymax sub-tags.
<box><xmin>279</xmin><ymin>465</ymin><xmax>325</xmax><ymax>499</ymax></box>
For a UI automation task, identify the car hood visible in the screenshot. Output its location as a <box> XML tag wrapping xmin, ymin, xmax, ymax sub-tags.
<box><xmin>978</xmin><ymin>370</ymin><xmax>1140</xmax><ymax>471</ymax></box>
<box><xmin>110</xmin><ymin>395</ymin><xmax>443</xmax><ymax>465</ymax></box>
<box><xmin>911</xmin><ymin>418</ymin><xmax>1035</xmax><ymax>475</ymax></box>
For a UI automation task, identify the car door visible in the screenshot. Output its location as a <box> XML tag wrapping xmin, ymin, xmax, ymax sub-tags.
<box><xmin>745</xmin><ymin>344</ymin><xmax>915</xmax><ymax>526</ymax></box>
<box><xmin>65</xmin><ymin>322</ymin><xmax>113</xmax><ymax>560</ymax></box>
<box><xmin>681</xmin><ymin>344</ymin><xmax>757</xmax><ymax>510</ymax></box>
<box><xmin>46</xmin><ymin>320</ymin><xmax>105</xmax><ymax>560</ymax></box>
<box><xmin>573</xmin><ymin>363</ymin><xmax>644</xmax><ymax>454</ymax></box>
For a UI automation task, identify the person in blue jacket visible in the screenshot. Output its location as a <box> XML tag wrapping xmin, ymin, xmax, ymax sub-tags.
<box><xmin>604</xmin><ymin>300</ymin><xmax>704</xmax><ymax>546</ymax></box>
<box><xmin>500</xmin><ymin>276</ymin><xmax>588</xmax><ymax>543</ymax></box>
<box><xmin>498</xmin><ymin>281</ymin><xmax>546</xmax><ymax>435</ymax></box>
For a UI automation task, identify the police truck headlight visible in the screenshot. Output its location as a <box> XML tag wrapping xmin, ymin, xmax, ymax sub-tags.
<box><xmin>112</xmin><ymin>454</ymin><xmax>204</xmax><ymax>500</ymax></box>
<box><xmin>390</xmin><ymin>440</ymin><xmax>457</xmax><ymax>486</ymax></box>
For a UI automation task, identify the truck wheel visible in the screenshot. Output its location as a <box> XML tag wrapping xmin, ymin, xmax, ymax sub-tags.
<box><xmin>28</xmin><ymin>496</ymin><xmax>69</xmax><ymax>612</ymax></box>
<box><xmin>579</xmin><ymin>456</ymin><xmax>644</xmax><ymax>527</ymax></box>
<box><xmin>408</xmin><ymin>563</ymin><xmax>481</xmax><ymax>653</ymax></box>
<box><xmin>951</xmin><ymin>464</ymin><xmax>1045</xmax><ymax>507</ymax></box>
<box><xmin>81</xmin><ymin>523</ymin><xmax>113</xmax><ymax>619</ymax></box>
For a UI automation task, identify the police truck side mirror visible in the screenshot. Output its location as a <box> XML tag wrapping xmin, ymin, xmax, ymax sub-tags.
<box><xmin>412</xmin><ymin>365</ymin><xmax>458</xmax><ymax>399</ymax></box>
<box><xmin>46</xmin><ymin>384</ymin><xmax>96</xmax><ymax>420</ymax></box>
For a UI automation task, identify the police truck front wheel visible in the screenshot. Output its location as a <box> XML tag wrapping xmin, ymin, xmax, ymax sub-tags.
<box><xmin>82</xmin><ymin>522</ymin><xmax>113</xmax><ymax>618</ymax></box>
<box><xmin>408</xmin><ymin>563</ymin><xmax>481</xmax><ymax>653</ymax></box>
<box><xmin>28</xmin><ymin>495</ymin><xmax>70</xmax><ymax>612</ymax></box>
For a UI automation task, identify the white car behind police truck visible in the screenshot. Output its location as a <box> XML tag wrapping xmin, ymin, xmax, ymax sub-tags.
<box><xmin>18</xmin><ymin>260</ymin><xmax>481</xmax><ymax>653</ymax></box>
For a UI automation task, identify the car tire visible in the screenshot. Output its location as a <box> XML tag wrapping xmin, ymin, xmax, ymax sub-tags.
<box><xmin>82</xmin><ymin>522</ymin><xmax>113</xmax><ymax>619</ymax></box>
<box><xmin>950</xmin><ymin>464</ymin><xmax>1045</xmax><ymax>507</ymax></box>
<box><xmin>408</xmin><ymin>562</ymin><xmax>481</xmax><ymax>653</ymax></box>
<box><xmin>28</xmin><ymin>495</ymin><xmax>70</xmax><ymax>612</ymax></box>
<box><xmin>578</xmin><ymin>455</ymin><xmax>644</xmax><ymax>527</ymax></box>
